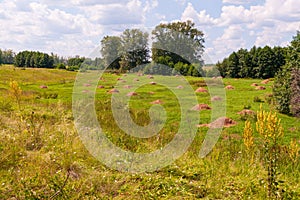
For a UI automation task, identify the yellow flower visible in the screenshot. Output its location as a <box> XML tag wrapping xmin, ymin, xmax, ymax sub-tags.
<box><xmin>243</xmin><ymin>120</ymin><xmax>254</xmax><ymax>151</ymax></box>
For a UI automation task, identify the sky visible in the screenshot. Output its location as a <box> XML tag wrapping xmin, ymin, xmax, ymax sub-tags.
<box><xmin>0</xmin><ymin>0</ymin><xmax>299</xmax><ymax>63</ymax></box>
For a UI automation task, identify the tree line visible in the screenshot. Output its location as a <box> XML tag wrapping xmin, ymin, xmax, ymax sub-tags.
<box><xmin>100</xmin><ymin>20</ymin><xmax>205</xmax><ymax>76</ymax></box>
<box><xmin>14</xmin><ymin>51</ymin><xmax>54</xmax><ymax>68</ymax></box>
<box><xmin>216</xmin><ymin>46</ymin><xmax>287</xmax><ymax>79</ymax></box>
<box><xmin>0</xmin><ymin>48</ymin><xmax>91</xmax><ymax>71</ymax></box>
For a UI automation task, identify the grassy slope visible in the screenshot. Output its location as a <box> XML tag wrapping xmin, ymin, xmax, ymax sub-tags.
<box><xmin>0</xmin><ymin>65</ymin><xmax>299</xmax><ymax>199</ymax></box>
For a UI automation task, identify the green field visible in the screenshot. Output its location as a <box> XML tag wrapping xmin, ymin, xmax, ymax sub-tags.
<box><xmin>0</xmin><ymin>65</ymin><xmax>299</xmax><ymax>199</ymax></box>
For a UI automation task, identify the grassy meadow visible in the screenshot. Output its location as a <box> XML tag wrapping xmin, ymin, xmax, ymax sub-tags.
<box><xmin>0</xmin><ymin>65</ymin><xmax>299</xmax><ymax>199</ymax></box>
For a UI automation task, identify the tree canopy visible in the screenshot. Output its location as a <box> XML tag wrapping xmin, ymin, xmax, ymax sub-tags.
<box><xmin>216</xmin><ymin>46</ymin><xmax>287</xmax><ymax>79</ymax></box>
<box><xmin>273</xmin><ymin>31</ymin><xmax>300</xmax><ymax>116</ymax></box>
<box><xmin>14</xmin><ymin>51</ymin><xmax>54</xmax><ymax>68</ymax></box>
<box><xmin>100</xmin><ymin>36</ymin><xmax>122</xmax><ymax>70</ymax></box>
<box><xmin>152</xmin><ymin>20</ymin><xmax>205</xmax><ymax>66</ymax></box>
<box><xmin>0</xmin><ymin>49</ymin><xmax>15</xmax><ymax>65</ymax></box>
<box><xmin>119</xmin><ymin>29</ymin><xmax>150</xmax><ymax>71</ymax></box>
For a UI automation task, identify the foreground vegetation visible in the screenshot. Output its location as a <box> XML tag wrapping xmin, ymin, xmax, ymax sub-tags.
<box><xmin>0</xmin><ymin>65</ymin><xmax>299</xmax><ymax>199</ymax></box>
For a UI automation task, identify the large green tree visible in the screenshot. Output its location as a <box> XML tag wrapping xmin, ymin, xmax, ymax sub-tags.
<box><xmin>152</xmin><ymin>20</ymin><xmax>205</xmax><ymax>66</ymax></box>
<box><xmin>256</xmin><ymin>46</ymin><xmax>277</xmax><ymax>78</ymax></box>
<box><xmin>119</xmin><ymin>29</ymin><xmax>150</xmax><ymax>71</ymax></box>
<box><xmin>237</xmin><ymin>48</ymin><xmax>252</xmax><ymax>78</ymax></box>
<box><xmin>274</xmin><ymin>31</ymin><xmax>300</xmax><ymax>115</ymax></box>
<box><xmin>227</xmin><ymin>52</ymin><xmax>240</xmax><ymax>78</ymax></box>
<box><xmin>0</xmin><ymin>49</ymin><xmax>15</xmax><ymax>64</ymax></box>
<box><xmin>100</xmin><ymin>36</ymin><xmax>122</xmax><ymax>70</ymax></box>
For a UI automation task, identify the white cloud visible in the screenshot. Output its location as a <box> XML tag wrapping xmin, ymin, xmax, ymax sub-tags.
<box><xmin>155</xmin><ymin>13</ymin><xmax>166</xmax><ymax>21</ymax></box>
<box><xmin>211</xmin><ymin>25</ymin><xmax>247</xmax><ymax>60</ymax></box>
<box><xmin>181</xmin><ymin>0</ymin><xmax>300</xmax><ymax>62</ymax></box>
<box><xmin>216</xmin><ymin>5</ymin><xmax>251</xmax><ymax>26</ymax></box>
<box><xmin>254</xmin><ymin>28</ymin><xmax>283</xmax><ymax>47</ymax></box>
<box><xmin>0</xmin><ymin>0</ymin><xmax>158</xmax><ymax>57</ymax></box>
<box><xmin>144</xmin><ymin>0</ymin><xmax>159</xmax><ymax>12</ymax></box>
<box><xmin>222</xmin><ymin>0</ymin><xmax>252</xmax><ymax>4</ymax></box>
<box><xmin>0</xmin><ymin>0</ymin><xmax>299</xmax><ymax>63</ymax></box>
<box><xmin>78</xmin><ymin>0</ymin><xmax>145</xmax><ymax>25</ymax></box>
<box><xmin>175</xmin><ymin>0</ymin><xmax>187</xmax><ymax>6</ymax></box>
<box><xmin>181</xmin><ymin>3</ymin><xmax>215</xmax><ymax>26</ymax></box>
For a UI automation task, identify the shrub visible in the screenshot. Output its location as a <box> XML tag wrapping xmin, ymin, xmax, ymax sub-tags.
<box><xmin>290</xmin><ymin>68</ymin><xmax>300</xmax><ymax>117</ymax></box>
<box><xmin>264</xmin><ymin>93</ymin><xmax>274</xmax><ymax>105</ymax></box>
<box><xmin>253</xmin><ymin>96</ymin><xmax>264</xmax><ymax>103</ymax></box>
<box><xmin>273</xmin><ymin>31</ymin><xmax>299</xmax><ymax>115</ymax></box>
<box><xmin>273</xmin><ymin>66</ymin><xmax>292</xmax><ymax>114</ymax></box>
<box><xmin>55</xmin><ymin>63</ymin><xmax>66</xmax><ymax>69</ymax></box>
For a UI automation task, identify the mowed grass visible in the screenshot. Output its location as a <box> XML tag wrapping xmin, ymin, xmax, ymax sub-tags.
<box><xmin>0</xmin><ymin>65</ymin><xmax>299</xmax><ymax>199</ymax></box>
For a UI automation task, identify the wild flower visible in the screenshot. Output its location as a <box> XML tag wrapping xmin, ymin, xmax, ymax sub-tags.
<box><xmin>243</xmin><ymin>120</ymin><xmax>254</xmax><ymax>151</ymax></box>
<box><xmin>9</xmin><ymin>80</ymin><xmax>22</xmax><ymax>109</ymax></box>
<box><xmin>256</xmin><ymin>105</ymin><xmax>284</xmax><ymax>142</ymax></box>
<box><xmin>288</xmin><ymin>139</ymin><xmax>299</xmax><ymax>163</ymax></box>
<box><xmin>255</xmin><ymin>104</ymin><xmax>284</xmax><ymax>198</ymax></box>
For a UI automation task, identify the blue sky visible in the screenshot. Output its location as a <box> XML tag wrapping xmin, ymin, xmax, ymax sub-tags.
<box><xmin>0</xmin><ymin>0</ymin><xmax>299</xmax><ymax>63</ymax></box>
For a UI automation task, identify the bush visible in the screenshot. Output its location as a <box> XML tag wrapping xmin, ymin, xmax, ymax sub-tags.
<box><xmin>291</xmin><ymin>68</ymin><xmax>300</xmax><ymax>117</ymax></box>
<box><xmin>55</xmin><ymin>63</ymin><xmax>66</xmax><ymax>69</ymax></box>
<box><xmin>273</xmin><ymin>66</ymin><xmax>292</xmax><ymax>114</ymax></box>
<box><xmin>273</xmin><ymin>31</ymin><xmax>300</xmax><ymax>116</ymax></box>
<box><xmin>253</xmin><ymin>96</ymin><xmax>264</xmax><ymax>103</ymax></box>
<box><xmin>66</xmin><ymin>65</ymin><xmax>79</xmax><ymax>71</ymax></box>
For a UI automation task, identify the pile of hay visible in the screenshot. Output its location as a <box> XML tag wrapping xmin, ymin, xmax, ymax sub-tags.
<box><xmin>211</xmin><ymin>96</ymin><xmax>222</xmax><ymax>101</ymax></box>
<box><xmin>147</xmin><ymin>75</ymin><xmax>154</xmax><ymax>79</ymax></box>
<box><xmin>108</xmin><ymin>88</ymin><xmax>119</xmax><ymax>94</ymax></box>
<box><xmin>127</xmin><ymin>92</ymin><xmax>138</xmax><ymax>96</ymax></box>
<box><xmin>261</xmin><ymin>79</ymin><xmax>270</xmax><ymax>84</ymax></box>
<box><xmin>195</xmin><ymin>87</ymin><xmax>208</xmax><ymax>93</ymax></box>
<box><xmin>150</xmin><ymin>99</ymin><xmax>163</xmax><ymax>104</ymax></box>
<box><xmin>123</xmin><ymin>85</ymin><xmax>132</xmax><ymax>89</ymax></box>
<box><xmin>225</xmin><ymin>85</ymin><xmax>234</xmax><ymax>90</ymax></box>
<box><xmin>237</xmin><ymin>109</ymin><xmax>255</xmax><ymax>115</ymax></box>
<box><xmin>255</xmin><ymin>86</ymin><xmax>266</xmax><ymax>90</ymax></box>
<box><xmin>191</xmin><ymin>104</ymin><xmax>211</xmax><ymax>111</ymax></box>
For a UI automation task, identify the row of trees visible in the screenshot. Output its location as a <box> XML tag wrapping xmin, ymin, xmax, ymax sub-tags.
<box><xmin>14</xmin><ymin>51</ymin><xmax>55</xmax><ymax>68</ymax></box>
<box><xmin>100</xmin><ymin>21</ymin><xmax>205</xmax><ymax>76</ymax></box>
<box><xmin>11</xmin><ymin>50</ymin><xmax>97</xmax><ymax>71</ymax></box>
<box><xmin>0</xmin><ymin>49</ymin><xmax>15</xmax><ymax>65</ymax></box>
<box><xmin>216</xmin><ymin>46</ymin><xmax>287</xmax><ymax>79</ymax></box>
